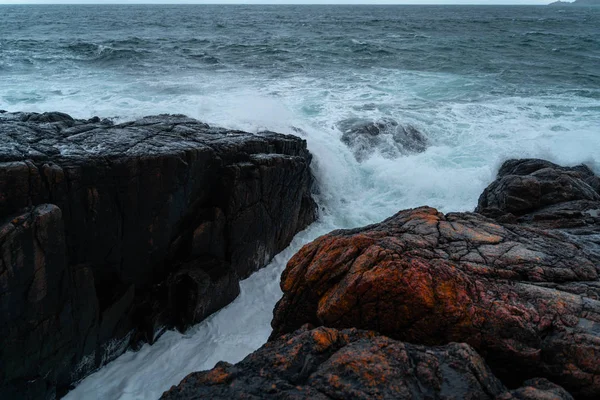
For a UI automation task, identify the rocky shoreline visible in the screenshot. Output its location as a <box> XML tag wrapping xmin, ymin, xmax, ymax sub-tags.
<box><xmin>2</xmin><ymin>111</ymin><xmax>599</xmax><ymax>399</ymax></box>
<box><xmin>0</xmin><ymin>111</ymin><xmax>317</xmax><ymax>399</ymax></box>
<box><xmin>164</xmin><ymin>159</ymin><xmax>600</xmax><ymax>399</ymax></box>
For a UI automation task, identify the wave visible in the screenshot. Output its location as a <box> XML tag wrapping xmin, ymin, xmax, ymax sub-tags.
<box><xmin>523</xmin><ymin>30</ymin><xmax>565</xmax><ymax>37</ymax></box>
<box><xmin>187</xmin><ymin>52</ymin><xmax>221</xmax><ymax>65</ymax></box>
<box><xmin>93</xmin><ymin>46</ymin><xmax>150</xmax><ymax>64</ymax></box>
<box><xmin>64</xmin><ymin>41</ymin><xmax>152</xmax><ymax>66</ymax></box>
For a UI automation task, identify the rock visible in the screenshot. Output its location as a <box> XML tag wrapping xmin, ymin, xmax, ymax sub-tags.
<box><xmin>0</xmin><ymin>205</ymin><xmax>98</xmax><ymax>400</ymax></box>
<box><xmin>0</xmin><ymin>112</ymin><xmax>317</xmax><ymax>398</ymax></box>
<box><xmin>501</xmin><ymin>378</ymin><xmax>574</xmax><ymax>400</ymax></box>
<box><xmin>168</xmin><ymin>257</ymin><xmax>240</xmax><ymax>333</ymax></box>
<box><xmin>477</xmin><ymin>158</ymin><xmax>600</xmax><ymax>259</ymax></box>
<box><xmin>271</xmin><ymin>205</ymin><xmax>600</xmax><ymax>398</ymax></box>
<box><xmin>162</xmin><ymin>326</ymin><xmax>564</xmax><ymax>400</ymax></box>
<box><xmin>476</xmin><ymin>158</ymin><xmax>600</xmax><ymax>218</ymax></box>
<box><xmin>337</xmin><ymin>117</ymin><xmax>427</xmax><ymax>161</ymax></box>
<box><xmin>22</xmin><ymin>111</ymin><xmax>75</xmax><ymax>124</ymax></box>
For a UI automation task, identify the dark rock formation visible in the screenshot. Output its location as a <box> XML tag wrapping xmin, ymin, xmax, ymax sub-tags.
<box><xmin>0</xmin><ymin>205</ymin><xmax>97</xmax><ymax>400</ymax></box>
<box><xmin>476</xmin><ymin>158</ymin><xmax>600</xmax><ymax>258</ymax></box>
<box><xmin>476</xmin><ymin>158</ymin><xmax>600</xmax><ymax>219</ymax></box>
<box><xmin>270</xmin><ymin>159</ymin><xmax>600</xmax><ymax>399</ymax></box>
<box><xmin>500</xmin><ymin>378</ymin><xmax>574</xmax><ymax>400</ymax></box>
<box><xmin>162</xmin><ymin>326</ymin><xmax>572</xmax><ymax>400</ymax></box>
<box><xmin>337</xmin><ymin>117</ymin><xmax>427</xmax><ymax>161</ymax></box>
<box><xmin>0</xmin><ymin>111</ymin><xmax>317</xmax><ymax>399</ymax></box>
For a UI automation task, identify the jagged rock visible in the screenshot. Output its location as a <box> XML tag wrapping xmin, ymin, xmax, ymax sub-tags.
<box><xmin>161</xmin><ymin>326</ymin><xmax>572</xmax><ymax>400</ymax></box>
<box><xmin>0</xmin><ymin>112</ymin><xmax>317</xmax><ymax>398</ymax></box>
<box><xmin>337</xmin><ymin>117</ymin><xmax>427</xmax><ymax>161</ymax></box>
<box><xmin>476</xmin><ymin>158</ymin><xmax>600</xmax><ymax>219</ymax></box>
<box><xmin>271</xmin><ymin>205</ymin><xmax>600</xmax><ymax>399</ymax></box>
<box><xmin>476</xmin><ymin>158</ymin><xmax>600</xmax><ymax>261</ymax></box>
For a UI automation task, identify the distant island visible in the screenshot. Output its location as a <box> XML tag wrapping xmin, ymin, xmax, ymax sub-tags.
<box><xmin>549</xmin><ymin>0</ymin><xmax>600</xmax><ymax>6</ymax></box>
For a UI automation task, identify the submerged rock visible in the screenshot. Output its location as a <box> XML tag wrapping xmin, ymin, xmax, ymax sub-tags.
<box><xmin>337</xmin><ymin>117</ymin><xmax>427</xmax><ymax>161</ymax></box>
<box><xmin>162</xmin><ymin>326</ymin><xmax>571</xmax><ymax>400</ymax></box>
<box><xmin>0</xmin><ymin>111</ymin><xmax>317</xmax><ymax>399</ymax></box>
<box><xmin>270</xmin><ymin>159</ymin><xmax>600</xmax><ymax>399</ymax></box>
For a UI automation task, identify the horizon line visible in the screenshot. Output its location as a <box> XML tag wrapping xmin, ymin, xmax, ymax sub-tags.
<box><xmin>0</xmin><ymin>1</ymin><xmax>560</xmax><ymax>5</ymax></box>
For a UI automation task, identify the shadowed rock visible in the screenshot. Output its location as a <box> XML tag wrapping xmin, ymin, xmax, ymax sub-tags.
<box><xmin>0</xmin><ymin>111</ymin><xmax>317</xmax><ymax>399</ymax></box>
<box><xmin>500</xmin><ymin>378</ymin><xmax>574</xmax><ymax>400</ymax></box>
<box><xmin>270</xmin><ymin>205</ymin><xmax>600</xmax><ymax>399</ymax></box>
<box><xmin>476</xmin><ymin>158</ymin><xmax>600</xmax><ymax>219</ymax></box>
<box><xmin>337</xmin><ymin>117</ymin><xmax>427</xmax><ymax>161</ymax></box>
<box><xmin>0</xmin><ymin>205</ymin><xmax>98</xmax><ymax>400</ymax></box>
<box><xmin>162</xmin><ymin>326</ymin><xmax>572</xmax><ymax>400</ymax></box>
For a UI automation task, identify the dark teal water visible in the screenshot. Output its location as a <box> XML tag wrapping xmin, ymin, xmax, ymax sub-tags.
<box><xmin>2</xmin><ymin>5</ymin><xmax>600</xmax><ymax>90</ymax></box>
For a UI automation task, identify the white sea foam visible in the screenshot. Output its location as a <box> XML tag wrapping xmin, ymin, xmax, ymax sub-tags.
<box><xmin>5</xmin><ymin>68</ymin><xmax>598</xmax><ymax>400</ymax></box>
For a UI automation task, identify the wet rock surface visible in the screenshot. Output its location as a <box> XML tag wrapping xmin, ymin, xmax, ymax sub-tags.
<box><xmin>477</xmin><ymin>158</ymin><xmax>600</xmax><ymax>263</ymax></box>
<box><xmin>337</xmin><ymin>117</ymin><xmax>428</xmax><ymax>161</ymax></box>
<box><xmin>162</xmin><ymin>326</ymin><xmax>571</xmax><ymax>400</ymax></box>
<box><xmin>270</xmin><ymin>206</ymin><xmax>600</xmax><ymax>398</ymax></box>
<box><xmin>476</xmin><ymin>158</ymin><xmax>600</xmax><ymax>219</ymax></box>
<box><xmin>161</xmin><ymin>158</ymin><xmax>596</xmax><ymax>400</ymax></box>
<box><xmin>0</xmin><ymin>111</ymin><xmax>317</xmax><ymax>398</ymax></box>
<box><xmin>268</xmin><ymin>159</ymin><xmax>600</xmax><ymax>399</ymax></box>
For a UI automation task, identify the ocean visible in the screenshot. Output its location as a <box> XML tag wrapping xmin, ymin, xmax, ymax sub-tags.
<box><xmin>1</xmin><ymin>4</ymin><xmax>599</xmax><ymax>399</ymax></box>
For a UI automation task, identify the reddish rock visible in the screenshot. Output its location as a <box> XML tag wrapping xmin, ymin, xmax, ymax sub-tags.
<box><xmin>271</xmin><ymin>206</ymin><xmax>600</xmax><ymax>398</ymax></box>
<box><xmin>163</xmin><ymin>326</ymin><xmax>566</xmax><ymax>400</ymax></box>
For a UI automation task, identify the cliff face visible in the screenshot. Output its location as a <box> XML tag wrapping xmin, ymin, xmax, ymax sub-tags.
<box><xmin>0</xmin><ymin>111</ymin><xmax>317</xmax><ymax>399</ymax></box>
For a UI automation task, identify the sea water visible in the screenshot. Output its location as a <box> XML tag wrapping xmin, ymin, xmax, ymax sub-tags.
<box><xmin>1</xmin><ymin>4</ymin><xmax>599</xmax><ymax>399</ymax></box>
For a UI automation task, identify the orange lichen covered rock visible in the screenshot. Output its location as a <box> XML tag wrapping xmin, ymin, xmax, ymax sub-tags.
<box><xmin>271</xmin><ymin>206</ymin><xmax>600</xmax><ymax>399</ymax></box>
<box><xmin>162</xmin><ymin>326</ymin><xmax>568</xmax><ymax>400</ymax></box>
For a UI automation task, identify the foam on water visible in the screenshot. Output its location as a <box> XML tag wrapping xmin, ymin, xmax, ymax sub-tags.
<box><xmin>41</xmin><ymin>66</ymin><xmax>599</xmax><ymax>399</ymax></box>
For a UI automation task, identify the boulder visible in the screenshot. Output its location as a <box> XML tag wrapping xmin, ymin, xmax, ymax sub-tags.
<box><xmin>271</xmin><ymin>205</ymin><xmax>600</xmax><ymax>398</ymax></box>
<box><xmin>477</xmin><ymin>158</ymin><xmax>600</xmax><ymax>262</ymax></box>
<box><xmin>0</xmin><ymin>112</ymin><xmax>317</xmax><ymax>398</ymax></box>
<box><xmin>476</xmin><ymin>158</ymin><xmax>600</xmax><ymax>219</ymax></box>
<box><xmin>161</xmin><ymin>326</ymin><xmax>572</xmax><ymax>400</ymax></box>
<box><xmin>337</xmin><ymin>117</ymin><xmax>427</xmax><ymax>161</ymax></box>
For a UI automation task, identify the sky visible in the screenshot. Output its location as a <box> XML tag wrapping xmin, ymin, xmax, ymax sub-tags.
<box><xmin>0</xmin><ymin>0</ymin><xmax>560</xmax><ymax>4</ymax></box>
